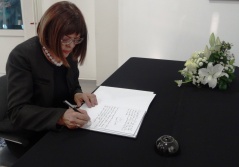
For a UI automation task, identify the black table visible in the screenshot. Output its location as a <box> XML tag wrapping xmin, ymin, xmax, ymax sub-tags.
<box><xmin>13</xmin><ymin>58</ymin><xmax>239</xmax><ymax>167</ymax></box>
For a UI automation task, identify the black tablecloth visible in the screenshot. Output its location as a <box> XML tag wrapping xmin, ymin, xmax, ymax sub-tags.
<box><xmin>13</xmin><ymin>58</ymin><xmax>239</xmax><ymax>167</ymax></box>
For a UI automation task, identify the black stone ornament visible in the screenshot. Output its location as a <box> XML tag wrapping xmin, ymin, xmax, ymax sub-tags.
<box><xmin>155</xmin><ymin>135</ymin><xmax>179</xmax><ymax>156</ymax></box>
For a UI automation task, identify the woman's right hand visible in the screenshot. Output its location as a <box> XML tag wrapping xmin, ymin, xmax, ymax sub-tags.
<box><xmin>58</xmin><ymin>108</ymin><xmax>90</xmax><ymax>129</ymax></box>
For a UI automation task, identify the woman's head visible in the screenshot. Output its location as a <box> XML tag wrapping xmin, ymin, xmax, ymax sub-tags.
<box><xmin>37</xmin><ymin>1</ymin><xmax>88</xmax><ymax>66</ymax></box>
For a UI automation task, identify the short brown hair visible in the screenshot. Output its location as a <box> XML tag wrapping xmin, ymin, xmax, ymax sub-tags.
<box><xmin>37</xmin><ymin>1</ymin><xmax>88</xmax><ymax>66</ymax></box>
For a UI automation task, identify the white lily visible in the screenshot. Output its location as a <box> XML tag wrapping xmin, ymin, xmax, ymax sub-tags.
<box><xmin>175</xmin><ymin>33</ymin><xmax>235</xmax><ymax>90</ymax></box>
<box><xmin>198</xmin><ymin>62</ymin><xmax>228</xmax><ymax>88</ymax></box>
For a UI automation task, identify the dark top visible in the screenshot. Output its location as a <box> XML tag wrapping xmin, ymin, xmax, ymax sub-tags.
<box><xmin>12</xmin><ymin>57</ymin><xmax>239</xmax><ymax>167</ymax></box>
<box><xmin>52</xmin><ymin>65</ymin><xmax>71</xmax><ymax>108</ymax></box>
<box><xmin>5</xmin><ymin>36</ymin><xmax>82</xmax><ymax>136</ymax></box>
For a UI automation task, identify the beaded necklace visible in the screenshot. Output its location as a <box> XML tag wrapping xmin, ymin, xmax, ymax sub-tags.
<box><xmin>42</xmin><ymin>46</ymin><xmax>63</xmax><ymax>66</ymax></box>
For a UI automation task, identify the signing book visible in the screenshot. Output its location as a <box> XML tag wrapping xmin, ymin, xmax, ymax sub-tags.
<box><xmin>80</xmin><ymin>86</ymin><xmax>156</xmax><ymax>138</ymax></box>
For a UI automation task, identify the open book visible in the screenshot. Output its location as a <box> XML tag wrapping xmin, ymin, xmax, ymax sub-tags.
<box><xmin>80</xmin><ymin>86</ymin><xmax>156</xmax><ymax>138</ymax></box>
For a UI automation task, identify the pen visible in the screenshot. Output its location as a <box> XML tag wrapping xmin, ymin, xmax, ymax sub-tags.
<box><xmin>63</xmin><ymin>100</ymin><xmax>92</xmax><ymax>126</ymax></box>
<box><xmin>63</xmin><ymin>100</ymin><xmax>80</xmax><ymax>112</ymax></box>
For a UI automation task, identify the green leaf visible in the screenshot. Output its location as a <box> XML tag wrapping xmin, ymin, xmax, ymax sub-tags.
<box><xmin>204</xmin><ymin>45</ymin><xmax>210</xmax><ymax>58</ymax></box>
<box><xmin>209</xmin><ymin>33</ymin><xmax>215</xmax><ymax>47</ymax></box>
<box><xmin>229</xmin><ymin>59</ymin><xmax>235</xmax><ymax>65</ymax></box>
<box><xmin>214</xmin><ymin>45</ymin><xmax>221</xmax><ymax>52</ymax></box>
<box><xmin>218</xmin><ymin>81</ymin><xmax>227</xmax><ymax>90</ymax></box>
<box><xmin>215</xmin><ymin>37</ymin><xmax>221</xmax><ymax>45</ymax></box>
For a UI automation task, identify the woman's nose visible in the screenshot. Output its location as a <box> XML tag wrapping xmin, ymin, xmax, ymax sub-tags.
<box><xmin>67</xmin><ymin>41</ymin><xmax>76</xmax><ymax>48</ymax></box>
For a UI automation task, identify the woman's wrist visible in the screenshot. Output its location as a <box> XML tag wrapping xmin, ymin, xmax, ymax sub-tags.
<box><xmin>57</xmin><ymin>116</ymin><xmax>65</xmax><ymax>126</ymax></box>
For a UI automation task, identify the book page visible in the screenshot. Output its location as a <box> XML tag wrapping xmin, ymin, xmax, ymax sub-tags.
<box><xmin>81</xmin><ymin>86</ymin><xmax>155</xmax><ymax>138</ymax></box>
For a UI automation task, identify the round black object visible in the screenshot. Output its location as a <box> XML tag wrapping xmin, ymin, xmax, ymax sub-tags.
<box><xmin>155</xmin><ymin>135</ymin><xmax>179</xmax><ymax>156</ymax></box>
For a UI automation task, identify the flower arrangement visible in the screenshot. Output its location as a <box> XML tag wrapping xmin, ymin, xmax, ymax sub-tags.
<box><xmin>175</xmin><ymin>33</ymin><xmax>236</xmax><ymax>90</ymax></box>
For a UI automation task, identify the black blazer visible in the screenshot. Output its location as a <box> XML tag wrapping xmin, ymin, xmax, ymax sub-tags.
<box><xmin>6</xmin><ymin>36</ymin><xmax>82</xmax><ymax>132</ymax></box>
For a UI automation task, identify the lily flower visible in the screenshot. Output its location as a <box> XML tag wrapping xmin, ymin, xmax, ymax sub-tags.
<box><xmin>198</xmin><ymin>62</ymin><xmax>228</xmax><ymax>88</ymax></box>
<box><xmin>175</xmin><ymin>33</ymin><xmax>235</xmax><ymax>90</ymax></box>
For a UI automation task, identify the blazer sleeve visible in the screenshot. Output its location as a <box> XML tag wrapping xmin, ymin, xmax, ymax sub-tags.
<box><xmin>6</xmin><ymin>39</ymin><xmax>66</xmax><ymax>132</ymax></box>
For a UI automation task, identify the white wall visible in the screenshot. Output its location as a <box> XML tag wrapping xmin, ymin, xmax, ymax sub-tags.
<box><xmin>0</xmin><ymin>36</ymin><xmax>24</xmax><ymax>75</ymax></box>
<box><xmin>118</xmin><ymin>0</ymin><xmax>239</xmax><ymax>67</ymax></box>
<box><xmin>1</xmin><ymin>0</ymin><xmax>239</xmax><ymax>83</ymax></box>
<box><xmin>95</xmin><ymin>0</ymin><xmax>118</xmax><ymax>85</ymax></box>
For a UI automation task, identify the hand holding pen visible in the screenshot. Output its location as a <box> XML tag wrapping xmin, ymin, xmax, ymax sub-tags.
<box><xmin>58</xmin><ymin>100</ymin><xmax>90</xmax><ymax>129</ymax></box>
<box><xmin>63</xmin><ymin>100</ymin><xmax>81</xmax><ymax>112</ymax></box>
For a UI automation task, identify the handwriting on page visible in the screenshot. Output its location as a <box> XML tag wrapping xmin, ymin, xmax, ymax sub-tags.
<box><xmin>122</xmin><ymin>109</ymin><xmax>140</xmax><ymax>131</ymax></box>
<box><xmin>93</xmin><ymin>106</ymin><xmax>118</xmax><ymax>128</ymax></box>
<box><xmin>81</xmin><ymin>86</ymin><xmax>156</xmax><ymax>138</ymax></box>
<box><xmin>91</xmin><ymin>105</ymin><xmax>142</xmax><ymax>133</ymax></box>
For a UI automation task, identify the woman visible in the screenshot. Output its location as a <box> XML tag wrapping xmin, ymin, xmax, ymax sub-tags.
<box><xmin>6</xmin><ymin>1</ymin><xmax>97</xmax><ymax>147</ymax></box>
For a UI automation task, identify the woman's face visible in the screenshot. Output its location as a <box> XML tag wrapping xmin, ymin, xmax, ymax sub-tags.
<box><xmin>61</xmin><ymin>33</ymin><xmax>83</xmax><ymax>57</ymax></box>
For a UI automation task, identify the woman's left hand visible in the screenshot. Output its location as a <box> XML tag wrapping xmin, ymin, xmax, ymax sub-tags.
<box><xmin>74</xmin><ymin>92</ymin><xmax>98</xmax><ymax>108</ymax></box>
